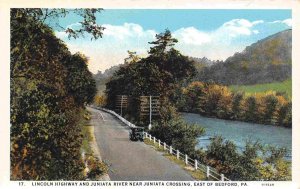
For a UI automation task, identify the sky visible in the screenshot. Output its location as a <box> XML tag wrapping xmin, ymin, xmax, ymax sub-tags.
<box><xmin>53</xmin><ymin>9</ymin><xmax>292</xmax><ymax>74</ymax></box>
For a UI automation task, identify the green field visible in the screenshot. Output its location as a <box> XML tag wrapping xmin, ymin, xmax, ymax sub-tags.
<box><xmin>229</xmin><ymin>79</ymin><xmax>292</xmax><ymax>98</ymax></box>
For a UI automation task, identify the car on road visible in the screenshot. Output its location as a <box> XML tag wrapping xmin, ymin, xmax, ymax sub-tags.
<box><xmin>129</xmin><ymin>127</ymin><xmax>144</xmax><ymax>141</ymax></box>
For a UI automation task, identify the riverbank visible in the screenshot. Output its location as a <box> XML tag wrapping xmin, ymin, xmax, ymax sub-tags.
<box><xmin>182</xmin><ymin>112</ymin><xmax>291</xmax><ymax>153</ymax></box>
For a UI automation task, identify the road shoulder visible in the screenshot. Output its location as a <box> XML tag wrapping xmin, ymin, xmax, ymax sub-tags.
<box><xmin>87</xmin><ymin>108</ymin><xmax>111</xmax><ymax>181</ymax></box>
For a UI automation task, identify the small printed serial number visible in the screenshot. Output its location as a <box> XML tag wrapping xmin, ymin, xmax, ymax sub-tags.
<box><xmin>262</xmin><ymin>183</ymin><xmax>275</xmax><ymax>187</ymax></box>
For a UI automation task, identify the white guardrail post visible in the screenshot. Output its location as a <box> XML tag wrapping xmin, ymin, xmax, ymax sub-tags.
<box><xmin>176</xmin><ymin>150</ymin><xmax>180</xmax><ymax>159</ymax></box>
<box><xmin>170</xmin><ymin>146</ymin><xmax>172</xmax><ymax>154</ymax></box>
<box><xmin>185</xmin><ymin>154</ymin><xmax>188</xmax><ymax>165</ymax></box>
<box><xmin>158</xmin><ymin>140</ymin><xmax>161</xmax><ymax>148</ymax></box>
<box><xmin>195</xmin><ymin>159</ymin><xmax>198</xmax><ymax>170</ymax></box>
<box><xmin>164</xmin><ymin>142</ymin><xmax>166</xmax><ymax>150</ymax></box>
<box><xmin>221</xmin><ymin>174</ymin><xmax>224</xmax><ymax>181</ymax></box>
<box><xmin>206</xmin><ymin>166</ymin><xmax>210</xmax><ymax>179</ymax></box>
<box><xmin>153</xmin><ymin>137</ymin><xmax>156</xmax><ymax>144</ymax></box>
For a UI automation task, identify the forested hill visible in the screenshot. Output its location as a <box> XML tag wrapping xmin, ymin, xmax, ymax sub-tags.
<box><xmin>94</xmin><ymin>65</ymin><xmax>120</xmax><ymax>94</ymax></box>
<box><xmin>196</xmin><ymin>29</ymin><xmax>292</xmax><ymax>85</ymax></box>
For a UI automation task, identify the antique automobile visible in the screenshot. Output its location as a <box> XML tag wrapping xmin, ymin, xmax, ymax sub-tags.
<box><xmin>129</xmin><ymin>127</ymin><xmax>144</xmax><ymax>141</ymax></box>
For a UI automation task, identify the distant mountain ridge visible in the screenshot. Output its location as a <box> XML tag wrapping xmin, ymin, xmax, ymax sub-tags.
<box><xmin>195</xmin><ymin>29</ymin><xmax>292</xmax><ymax>85</ymax></box>
<box><xmin>94</xmin><ymin>29</ymin><xmax>292</xmax><ymax>93</ymax></box>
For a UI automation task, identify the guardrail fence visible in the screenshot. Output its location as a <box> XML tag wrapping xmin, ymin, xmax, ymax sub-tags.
<box><xmin>94</xmin><ymin>106</ymin><xmax>230</xmax><ymax>181</ymax></box>
<box><xmin>143</xmin><ymin>132</ymin><xmax>230</xmax><ymax>181</ymax></box>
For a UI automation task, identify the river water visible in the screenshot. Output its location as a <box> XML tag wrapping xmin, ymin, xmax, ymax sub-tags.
<box><xmin>182</xmin><ymin>113</ymin><xmax>292</xmax><ymax>154</ymax></box>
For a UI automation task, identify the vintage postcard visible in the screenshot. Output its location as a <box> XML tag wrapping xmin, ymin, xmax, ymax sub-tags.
<box><xmin>1</xmin><ymin>0</ymin><xmax>300</xmax><ymax>189</ymax></box>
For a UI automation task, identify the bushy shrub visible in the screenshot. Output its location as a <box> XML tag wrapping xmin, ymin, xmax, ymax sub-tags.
<box><xmin>150</xmin><ymin>103</ymin><xmax>205</xmax><ymax>156</ymax></box>
<box><xmin>86</xmin><ymin>156</ymin><xmax>108</xmax><ymax>180</ymax></box>
<box><xmin>205</xmin><ymin>136</ymin><xmax>240</xmax><ymax>176</ymax></box>
<box><xmin>203</xmin><ymin>137</ymin><xmax>291</xmax><ymax>181</ymax></box>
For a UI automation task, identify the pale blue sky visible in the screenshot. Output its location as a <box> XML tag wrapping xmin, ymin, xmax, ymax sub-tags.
<box><xmin>53</xmin><ymin>9</ymin><xmax>292</xmax><ymax>73</ymax></box>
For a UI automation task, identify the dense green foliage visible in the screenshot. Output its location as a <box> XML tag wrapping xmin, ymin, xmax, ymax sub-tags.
<box><xmin>195</xmin><ymin>29</ymin><xmax>291</xmax><ymax>85</ymax></box>
<box><xmin>105</xmin><ymin>30</ymin><xmax>196</xmax><ymax>124</ymax></box>
<box><xmin>179</xmin><ymin>81</ymin><xmax>291</xmax><ymax>127</ymax></box>
<box><xmin>201</xmin><ymin>136</ymin><xmax>291</xmax><ymax>181</ymax></box>
<box><xmin>149</xmin><ymin>104</ymin><xmax>205</xmax><ymax>155</ymax></box>
<box><xmin>11</xmin><ymin>9</ymin><xmax>98</xmax><ymax>180</ymax></box>
<box><xmin>229</xmin><ymin>79</ymin><xmax>292</xmax><ymax>99</ymax></box>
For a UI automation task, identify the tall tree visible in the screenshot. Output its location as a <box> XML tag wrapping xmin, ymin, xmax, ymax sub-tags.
<box><xmin>105</xmin><ymin>29</ymin><xmax>196</xmax><ymax>123</ymax></box>
<box><xmin>11</xmin><ymin>8</ymin><xmax>99</xmax><ymax>180</ymax></box>
<box><xmin>148</xmin><ymin>29</ymin><xmax>178</xmax><ymax>55</ymax></box>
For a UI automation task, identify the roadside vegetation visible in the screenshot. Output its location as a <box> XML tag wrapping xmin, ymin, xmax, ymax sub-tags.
<box><xmin>144</xmin><ymin>135</ymin><xmax>290</xmax><ymax>181</ymax></box>
<box><xmin>10</xmin><ymin>8</ymin><xmax>103</xmax><ymax>180</ymax></box>
<box><xmin>202</xmin><ymin>137</ymin><xmax>290</xmax><ymax>181</ymax></box>
<box><xmin>81</xmin><ymin>111</ymin><xmax>108</xmax><ymax>180</ymax></box>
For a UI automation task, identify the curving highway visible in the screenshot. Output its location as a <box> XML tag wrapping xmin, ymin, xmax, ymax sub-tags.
<box><xmin>87</xmin><ymin>107</ymin><xmax>194</xmax><ymax>181</ymax></box>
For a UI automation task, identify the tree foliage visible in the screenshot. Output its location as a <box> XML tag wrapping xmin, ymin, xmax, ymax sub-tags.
<box><xmin>180</xmin><ymin>82</ymin><xmax>291</xmax><ymax>127</ymax></box>
<box><xmin>105</xmin><ymin>29</ymin><xmax>196</xmax><ymax>124</ymax></box>
<box><xmin>180</xmin><ymin>81</ymin><xmax>204</xmax><ymax>112</ymax></box>
<box><xmin>150</xmin><ymin>116</ymin><xmax>204</xmax><ymax>155</ymax></box>
<box><xmin>203</xmin><ymin>136</ymin><xmax>291</xmax><ymax>181</ymax></box>
<box><xmin>11</xmin><ymin>8</ymin><xmax>98</xmax><ymax>180</ymax></box>
<box><xmin>94</xmin><ymin>95</ymin><xmax>107</xmax><ymax>107</ymax></box>
<box><xmin>105</xmin><ymin>29</ymin><xmax>203</xmax><ymax>157</ymax></box>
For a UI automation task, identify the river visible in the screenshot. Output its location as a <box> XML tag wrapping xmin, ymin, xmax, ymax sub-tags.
<box><xmin>182</xmin><ymin>113</ymin><xmax>292</xmax><ymax>154</ymax></box>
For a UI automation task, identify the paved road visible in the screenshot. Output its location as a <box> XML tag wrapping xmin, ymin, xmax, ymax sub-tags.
<box><xmin>87</xmin><ymin>107</ymin><xmax>194</xmax><ymax>181</ymax></box>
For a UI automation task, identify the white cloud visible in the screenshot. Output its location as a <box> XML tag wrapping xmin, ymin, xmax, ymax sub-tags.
<box><xmin>54</xmin><ymin>18</ymin><xmax>290</xmax><ymax>73</ymax></box>
<box><xmin>102</xmin><ymin>23</ymin><xmax>156</xmax><ymax>40</ymax></box>
<box><xmin>173</xmin><ymin>19</ymin><xmax>263</xmax><ymax>58</ymax></box>
<box><xmin>54</xmin><ymin>31</ymin><xmax>68</xmax><ymax>39</ymax></box>
<box><xmin>283</xmin><ymin>19</ymin><xmax>292</xmax><ymax>27</ymax></box>
<box><xmin>66</xmin><ymin>22</ymin><xmax>81</xmax><ymax>29</ymax></box>
<box><xmin>270</xmin><ymin>18</ymin><xmax>292</xmax><ymax>27</ymax></box>
<box><xmin>253</xmin><ymin>30</ymin><xmax>259</xmax><ymax>34</ymax></box>
<box><xmin>218</xmin><ymin>19</ymin><xmax>264</xmax><ymax>37</ymax></box>
<box><xmin>252</xmin><ymin>20</ymin><xmax>264</xmax><ymax>26</ymax></box>
<box><xmin>55</xmin><ymin>23</ymin><xmax>157</xmax><ymax>73</ymax></box>
<box><xmin>174</xmin><ymin>27</ymin><xmax>211</xmax><ymax>45</ymax></box>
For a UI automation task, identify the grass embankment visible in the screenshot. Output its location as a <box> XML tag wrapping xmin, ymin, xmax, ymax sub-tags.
<box><xmin>81</xmin><ymin>110</ymin><xmax>108</xmax><ymax>180</ymax></box>
<box><xmin>229</xmin><ymin>79</ymin><xmax>291</xmax><ymax>99</ymax></box>
<box><xmin>144</xmin><ymin>138</ymin><xmax>206</xmax><ymax>180</ymax></box>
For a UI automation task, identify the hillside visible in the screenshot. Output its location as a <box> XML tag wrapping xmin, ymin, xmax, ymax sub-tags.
<box><xmin>94</xmin><ymin>65</ymin><xmax>120</xmax><ymax>95</ymax></box>
<box><xmin>196</xmin><ymin>29</ymin><xmax>292</xmax><ymax>85</ymax></box>
<box><xmin>229</xmin><ymin>78</ymin><xmax>292</xmax><ymax>99</ymax></box>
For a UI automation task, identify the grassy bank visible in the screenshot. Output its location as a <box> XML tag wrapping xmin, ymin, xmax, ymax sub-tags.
<box><xmin>229</xmin><ymin>79</ymin><xmax>291</xmax><ymax>99</ymax></box>
<box><xmin>81</xmin><ymin>110</ymin><xmax>108</xmax><ymax>180</ymax></box>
